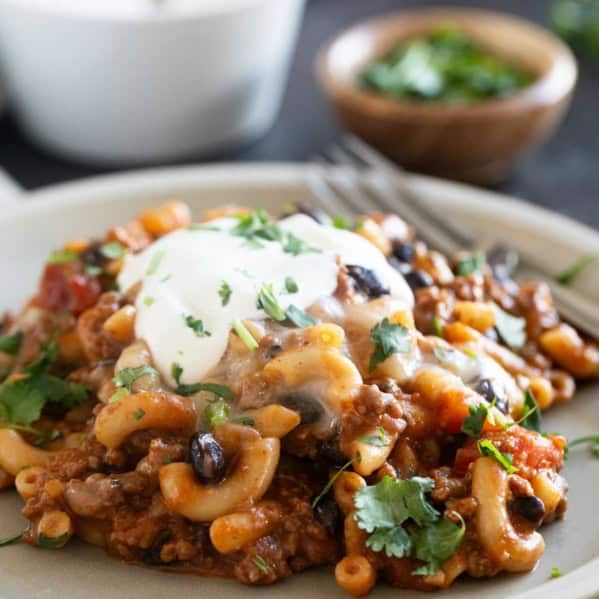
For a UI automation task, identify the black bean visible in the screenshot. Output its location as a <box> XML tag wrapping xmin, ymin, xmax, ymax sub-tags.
<box><xmin>189</xmin><ymin>433</ymin><xmax>226</xmax><ymax>484</ymax></box>
<box><xmin>264</xmin><ymin>344</ymin><xmax>282</xmax><ymax>360</ymax></box>
<box><xmin>314</xmin><ymin>496</ymin><xmax>341</xmax><ymax>536</ymax></box>
<box><xmin>392</xmin><ymin>242</ymin><xmax>414</xmax><ymax>264</ymax></box>
<box><xmin>511</xmin><ymin>495</ymin><xmax>545</xmax><ymax>528</ymax></box>
<box><xmin>280</xmin><ymin>395</ymin><xmax>324</xmax><ymax>425</ymax></box>
<box><xmin>81</xmin><ymin>241</ymin><xmax>108</xmax><ymax>269</ymax></box>
<box><xmin>284</xmin><ymin>203</ymin><xmax>330</xmax><ymax>225</ymax></box>
<box><xmin>346</xmin><ymin>264</ymin><xmax>390</xmax><ymax>299</ymax></box>
<box><xmin>476</xmin><ymin>378</ymin><xmax>509</xmax><ymax>414</ymax></box>
<box><xmin>403</xmin><ymin>269</ymin><xmax>434</xmax><ymax>291</ymax></box>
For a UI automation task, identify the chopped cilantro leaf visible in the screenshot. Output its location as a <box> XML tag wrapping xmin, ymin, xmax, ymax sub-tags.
<box><xmin>32</xmin><ymin>429</ymin><xmax>62</xmax><ymax>447</ymax></box>
<box><xmin>48</xmin><ymin>249</ymin><xmax>78</xmax><ymax>264</ymax></box>
<box><xmin>230</xmin><ymin>210</ymin><xmax>320</xmax><ymax>258</ymax></box>
<box><xmin>252</xmin><ymin>555</ymin><xmax>270</xmax><ymax>574</ymax></box>
<box><xmin>285</xmin><ymin>305</ymin><xmax>317</xmax><ymax>328</ymax></box>
<box><xmin>99</xmin><ymin>242</ymin><xmax>126</xmax><ymax>260</ymax></box>
<box><xmin>108</xmin><ymin>388</ymin><xmax>129</xmax><ymax>403</ymax></box>
<box><xmin>410</xmin><ymin>514</ymin><xmax>465</xmax><ymax>576</ymax></box>
<box><xmin>431</xmin><ymin>315</ymin><xmax>444</xmax><ymax>338</ymax></box>
<box><xmin>478</xmin><ymin>439</ymin><xmax>518</xmax><ymax>473</ymax></box>
<box><xmin>332</xmin><ymin>215</ymin><xmax>353</xmax><ymax>230</ymax></box>
<box><xmin>84</xmin><ymin>265</ymin><xmax>103</xmax><ymax>277</ymax></box>
<box><xmin>354</xmin><ymin>476</ymin><xmax>438</xmax><ymax>532</ymax></box>
<box><xmin>550</xmin><ymin>567</ymin><xmax>562</xmax><ymax>579</ymax></box>
<box><xmin>312</xmin><ymin>459</ymin><xmax>355</xmax><ymax>509</ymax></box>
<box><xmin>183</xmin><ymin>314</ymin><xmax>211</xmax><ymax>337</ymax></box>
<box><xmin>204</xmin><ymin>398</ymin><xmax>230</xmax><ymax>429</ymax></box>
<box><xmin>369</xmin><ymin>318</ymin><xmax>412</xmax><ymax>372</ymax></box>
<box><xmin>132</xmin><ymin>408</ymin><xmax>145</xmax><ymax>421</ymax></box>
<box><xmin>257</xmin><ymin>284</ymin><xmax>286</xmax><ymax>321</ymax></box>
<box><xmin>493</xmin><ymin>304</ymin><xmax>526</xmax><ymax>349</ymax></box>
<box><xmin>231</xmin><ymin>209</ymin><xmax>281</xmax><ymax>243</ymax></box>
<box><xmin>146</xmin><ymin>250</ymin><xmax>165</xmax><ymax>276</ymax></box>
<box><xmin>284</xmin><ymin>276</ymin><xmax>299</xmax><ymax>293</ymax></box>
<box><xmin>0</xmin><ymin>331</ymin><xmax>22</xmax><ymax>356</ymax></box>
<box><xmin>354</xmin><ymin>476</ymin><xmax>464</xmax><ymax>575</ymax></box>
<box><xmin>567</xmin><ymin>433</ymin><xmax>599</xmax><ymax>458</ymax></box>
<box><xmin>456</xmin><ymin>252</ymin><xmax>486</xmax><ymax>276</ymax></box>
<box><xmin>461</xmin><ymin>403</ymin><xmax>489</xmax><ymax>438</ymax></box>
<box><xmin>219</xmin><ymin>281</ymin><xmax>232</xmax><ymax>306</ymax></box>
<box><xmin>26</xmin><ymin>335</ymin><xmax>59</xmax><ymax>375</ymax></box>
<box><xmin>232</xmin><ymin>319</ymin><xmax>258</xmax><ymax>351</ymax></box>
<box><xmin>356</xmin><ymin>426</ymin><xmax>389</xmax><ymax>447</ymax></box>
<box><xmin>38</xmin><ymin>532</ymin><xmax>69</xmax><ymax>549</ymax></box>
<box><xmin>520</xmin><ymin>390</ymin><xmax>541</xmax><ymax>432</ymax></box>
<box><xmin>171</xmin><ymin>362</ymin><xmax>183</xmax><ymax>386</ymax></box>
<box><xmin>282</xmin><ymin>233</ymin><xmax>321</xmax><ymax>256</ymax></box>
<box><xmin>366</xmin><ymin>526</ymin><xmax>411</xmax><ymax>558</ymax></box>
<box><xmin>0</xmin><ymin>336</ymin><xmax>89</xmax><ymax>445</ymax></box>
<box><xmin>557</xmin><ymin>254</ymin><xmax>598</xmax><ymax>285</ymax></box>
<box><xmin>176</xmin><ymin>382</ymin><xmax>233</xmax><ymax>400</ymax></box>
<box><xmin>0</xmin><ymin>532</ymin><xmax>22</xmax><ymax>547</ymax></box>
<box><xmin>113</xmin><ymin>365</ymin><xmax>159</xmax><ymax>392</ymax></box>
<box><xmin>231</xmin><ymin>416</ymin><xmax>255</xmax><ymax>426</ymax></box>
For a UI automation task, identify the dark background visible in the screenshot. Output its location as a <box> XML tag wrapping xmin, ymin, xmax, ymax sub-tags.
<box><xmin>1</xmin><ymin>0</ymin><xmax>597</xmax><ymax>227</ymax></box>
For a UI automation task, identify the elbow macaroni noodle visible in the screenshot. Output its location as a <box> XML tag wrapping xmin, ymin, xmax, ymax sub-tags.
<box><xmin>159</xmin><ymin>438</ymin><xmax>280</xmax><ymax>521</ymax></box>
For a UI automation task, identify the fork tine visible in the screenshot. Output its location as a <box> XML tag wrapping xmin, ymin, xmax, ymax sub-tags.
<box><xmin>324</xmin><ymin>145</ymin><xmax>463</xmax><ymax>255</ymax></box>
<box><xmin>343</xmin><ymin>133</ymin><xmax>409</xmax><ymax>178</ymax></box>
<box><xmin>313</xmin><ymin>152</ymin><xmax>382</xmax><ymax>214</ymax></box>
<box><xmin>342</xmin><ymin>134</ymin><xmax>474</xmax><ymax>248</ymax></box>
<box><xmin>305</xmin><ymin>164</ymin><xmax>350</xmax><ymax>217</ymax></box>
<box><xmin>328</xmin><ymin>143</ymin><xmax>428</xmax><ymax>218</ymax></box>
<box><xmin>327</xmin><ymin>145</ymin><xmax>363</xmax><ymax>170</ymax></box>
<box><xmin>322</xmin><ymin>166</ymin><xmax>379</xmax><ymax>214</ymax></box>
<box><xmin>322</xmin><ymin>151</ymin><xmax>396</xmax><ymax>215</ymax></box>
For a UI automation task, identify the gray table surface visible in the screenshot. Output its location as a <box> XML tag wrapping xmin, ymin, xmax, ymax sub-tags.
<box><xmin>0</xmin><ymin>0</ymin><xmax>597</xmax><ymax>228</ymax></box>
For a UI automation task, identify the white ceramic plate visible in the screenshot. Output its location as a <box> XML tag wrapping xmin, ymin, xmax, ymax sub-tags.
<box><xmin>0</xmin><ymin>164</ymin><xmax>598</xmax><ymax>599</ymax></box>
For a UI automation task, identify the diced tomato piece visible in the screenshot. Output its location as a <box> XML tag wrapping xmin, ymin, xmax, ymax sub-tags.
<box><xmin>434</xmin><ymin>391</ymin><xmax>477</xmax><ymax>435</ymax></box>
<box><xmin>68</xmin><ymin>274</ymin><xmax>102</xmax><ymax>314</ymax></box>
<box><xmin>37</xmin><ymin>263</ymin><xmax>101</xmax><ymax>315</ymax></box>
<box><xmin>454</xmin><ymin>426</ymin><xmax>565</xmax><ymax>477</ymax></box>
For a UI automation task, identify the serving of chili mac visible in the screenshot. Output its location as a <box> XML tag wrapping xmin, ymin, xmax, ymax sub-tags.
<box><xmin>0</xmin><ymin>200</ymin><xmax>596</xmax><ymax>595</ymax></box>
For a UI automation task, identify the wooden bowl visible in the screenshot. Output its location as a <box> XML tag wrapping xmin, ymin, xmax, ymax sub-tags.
<box><xmin>316</xmin><ymin>9</ymin><xmax>578</xmax><ymax>184</ymax></box>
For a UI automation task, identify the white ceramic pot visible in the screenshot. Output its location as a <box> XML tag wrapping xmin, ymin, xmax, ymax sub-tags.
<box><xmin>0</xmin><ymin>0</ymin><xmax>305</xmax><ymax>164</ymax></box>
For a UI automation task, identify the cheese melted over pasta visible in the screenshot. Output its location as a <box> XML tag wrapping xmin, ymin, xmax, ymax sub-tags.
<box><xmin>118</xmin><ymin>214</ymin><xmax>414</xmax><ymax>386</ymax></box>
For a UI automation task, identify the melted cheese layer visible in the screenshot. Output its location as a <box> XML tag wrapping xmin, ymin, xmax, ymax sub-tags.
<box><xmin>118</xmin><ymin>214</ymin><xmax>413</xmax><ymax>386</ymax></box>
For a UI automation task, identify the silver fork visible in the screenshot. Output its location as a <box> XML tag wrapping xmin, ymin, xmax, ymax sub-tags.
<box><xmin>306</xmin><ymin>136</ymin><xmax>599</xmax><ymax>339</ymax></box>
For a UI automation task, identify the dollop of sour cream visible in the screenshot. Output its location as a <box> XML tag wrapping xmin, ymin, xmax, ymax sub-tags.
<box><xmin>118</xmin><ymin>214</ymin><xmax>413</xmax><ymax>386</ymax></box>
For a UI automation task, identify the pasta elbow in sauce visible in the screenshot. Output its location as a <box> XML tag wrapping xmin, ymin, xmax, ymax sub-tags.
<box><xmin>0</xmin><ymin>201</ymin><xmax>589</xmax><ymax>594</ymax></box>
